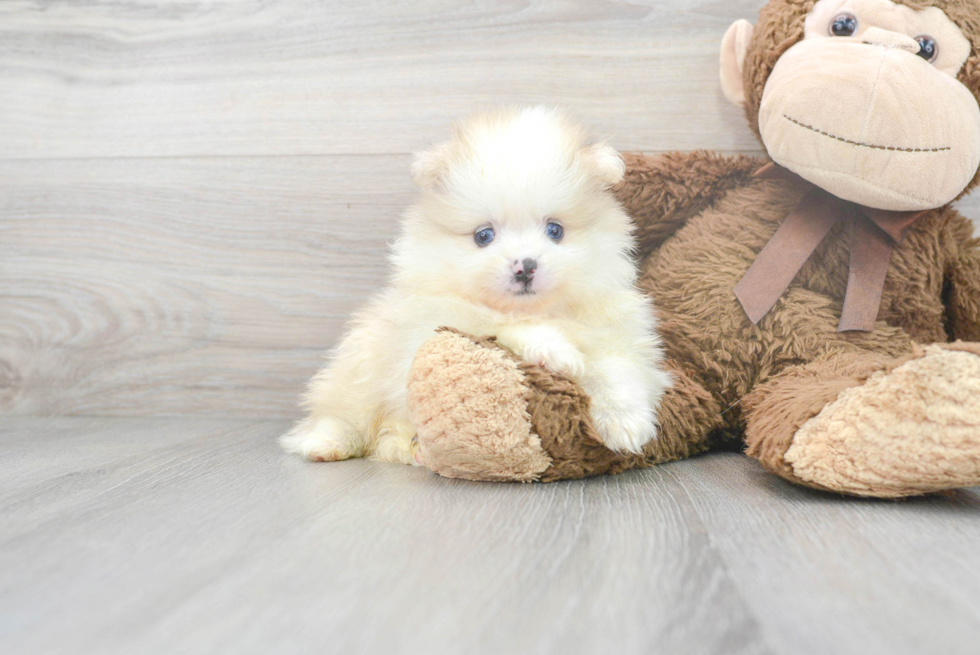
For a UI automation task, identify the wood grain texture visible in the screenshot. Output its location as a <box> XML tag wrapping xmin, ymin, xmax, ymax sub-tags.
<box><xmin>0</xmin><ymin>418</ymin><xmax>767</xmax><ymax>655</ymax></box>
<box><xmin>0</xmin><ymin>0</ymin><xmax>977</xmax><ymax>419</ymax></box>
<box><xmin>677</xmin><ymin>456</ymin><xmax>980</xmax><ymax>655</ymax></box>
<box><xmin>1</xmin><ymin>417</ymin><xmax>978</xmax><ymax>655</ymax></box>
<box><xmin>1</xmin><ymin>155</ymin><xmax>976</xmax><ymax>418</ymax></box>
<box><xmin>0</xmin><ymin>0</ymin><xmax>767</xmax><ymax>159</ymax></box>
<box><xmin>0</xmin><ymin>155</ymin><xmax>413</xmax><ymax>417</ymax></box>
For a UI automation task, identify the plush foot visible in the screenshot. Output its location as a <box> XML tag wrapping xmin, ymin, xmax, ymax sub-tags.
<box><xmin>786</xmin><ymin>344</ymin><xmax>980</xmax><ymax>498</ymax></box>
<box><xmin>407</xmin><ymin>330</ymin><xmax>553</xmax><ymax>482</ymax></box>
<box><xmin>279</xmin><ymin>417</ymin><xmax>362</xmax><ymax>462</ymax></box>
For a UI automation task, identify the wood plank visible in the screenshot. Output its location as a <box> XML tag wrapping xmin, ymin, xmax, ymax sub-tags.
<box><xmin>3</xmin><ymin>417</ymin><xmax>977</xmax><ymax>654</ymax></box>
<box><xmin>1</xmin><ymin>156</ymin><xmax>977</xmax><ymax>418</ymax></box>
<box><xmin>0</xmin><ymin>416</ymin><xmax>284</xmax><ymax>538</ymax></box>
<box><xmin>0</xmin><ymin>415</ymin><xmax>234</xmax><ymax>492</ymax></box>
<box><xmin>0</xmin><ymin>155</ymin><xmax>409</xmax><ymax>417</ymax></box>
<box><xmin>0</xmin><ymin>417</ymin><xmax>772</xmax><ymax>655</ymax></box>
<box><xmin>0</xmin><ymin>0</ymin><xmax>768</xmax><ymax>158</ymax></box>
<box><xmin>677</xmin><ymin>456</ymin><xmax>980</xmax><ymax>655</ymax></box>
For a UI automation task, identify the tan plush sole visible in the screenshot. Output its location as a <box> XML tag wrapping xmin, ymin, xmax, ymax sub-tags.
<box><xmin>408</xmin><ymin>330</ymin><xmax>552</xmax><ymax>482</ymax></box>
<box><xmin>786</xmin><ymin>344</ymin><xmax>980</xmax><ymax>498</ymax></box>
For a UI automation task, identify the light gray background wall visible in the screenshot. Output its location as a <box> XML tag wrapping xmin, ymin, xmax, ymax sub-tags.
<box><xmin>2</xmin><ymin>0</ymin><xmax>977</xmax><ymax>418</ymax></box>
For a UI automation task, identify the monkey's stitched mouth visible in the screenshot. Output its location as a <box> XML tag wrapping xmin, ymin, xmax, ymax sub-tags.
<box><xmin>783</xmin><ymin>115</ymin><xmax>951</xmax><ymax>153</ymax></box>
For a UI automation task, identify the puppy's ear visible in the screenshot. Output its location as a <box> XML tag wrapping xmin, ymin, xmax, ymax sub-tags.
<box><xmin>587</xmin><ymin>142</ymin><xmax>626</xmax><ymax>187</ymax></box>
<box><xmin>411</xmin><ymin>143</ymin><xmax>451</xmax><ymax>191</ymax></box>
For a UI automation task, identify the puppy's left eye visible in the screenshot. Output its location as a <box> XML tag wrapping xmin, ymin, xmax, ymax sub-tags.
<box><xmin>474</xmin><ymin>227</ymin><xmax>495</xmax><ymax>247</ymax></box>
<box><xmin>545</xmin><ymin>222</ymin><xmax>564</xmax><ymax>242</ymax></box>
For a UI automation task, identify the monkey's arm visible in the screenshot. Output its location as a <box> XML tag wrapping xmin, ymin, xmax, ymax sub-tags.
<box><xmin>615</xmin><ymin>151</ymin><xmax>762</xmax><ymax>257</ymax></box>
<box><xmin>944</xmin><ymin>210</ymin><xmax>980</xmax><ymax>342</ymax></box>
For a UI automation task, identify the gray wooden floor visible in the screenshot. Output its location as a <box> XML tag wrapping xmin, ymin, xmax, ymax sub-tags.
<box><xmin>2</xmin><ymin>417</ymin><xmax>979</xmax><ymax>655</ymax></box>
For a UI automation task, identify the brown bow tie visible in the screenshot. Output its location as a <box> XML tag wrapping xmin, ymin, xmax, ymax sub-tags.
<box><xmin>733</xmin><ymin>163</ymin><xmax>927</xmax><ymax>332</ymax></box>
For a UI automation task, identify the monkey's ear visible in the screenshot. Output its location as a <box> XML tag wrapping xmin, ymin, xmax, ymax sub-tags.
<box><xmin>720</xmin><ymin>19</ymin><xmax>754</xmax><ymax>107</ymax></box>
<box><xmin>587</xmin><ymin>142</ymin><xmax>626</xmax><ymax>187</ymax></box>
<box><xmin>411</xmin><ymin>143</ymin><xmax>452</xmax><ymax>190</ymax></box>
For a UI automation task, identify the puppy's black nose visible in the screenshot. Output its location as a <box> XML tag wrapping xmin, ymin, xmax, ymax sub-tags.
<box><xmin>514</xmin><ymin>258</ymin><xmax>537</xmax><ymax>284</ymax></box>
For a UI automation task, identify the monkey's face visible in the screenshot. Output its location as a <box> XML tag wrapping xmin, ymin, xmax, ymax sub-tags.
<box><xmin>723</xmin><ymin>0</ymin><xmax>980</xmax><ymax>211</ymax></box>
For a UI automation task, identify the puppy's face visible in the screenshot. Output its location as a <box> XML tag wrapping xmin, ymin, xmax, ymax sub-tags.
<box><xmin>395</xmin><ymin>107</ymin><xmax>634</xmax><ymax>314</ymax></box>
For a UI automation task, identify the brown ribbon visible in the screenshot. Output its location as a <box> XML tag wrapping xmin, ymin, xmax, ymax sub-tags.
<box><xmin>733</xmin><ymin>163</ymin><xmax>927</xmax><ymax>332</ymax></box>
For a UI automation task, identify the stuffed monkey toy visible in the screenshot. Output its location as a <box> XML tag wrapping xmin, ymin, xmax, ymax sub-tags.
<box><xmin>408</xmin><ymin>0</ymin><xmax>980</xmax><ymax>497</ymax></box>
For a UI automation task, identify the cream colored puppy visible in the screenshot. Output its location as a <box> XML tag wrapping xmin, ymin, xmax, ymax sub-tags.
<box><xmin>281</xmin><ymin>106</ymin><xmax>670</xmax><ymax>465</ymax></box>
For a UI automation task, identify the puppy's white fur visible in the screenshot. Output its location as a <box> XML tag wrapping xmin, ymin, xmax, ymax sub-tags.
<box><xmin>281</xmin><ymin>106</ymin><xmax>671</xmax><ymax>464</ymax></box>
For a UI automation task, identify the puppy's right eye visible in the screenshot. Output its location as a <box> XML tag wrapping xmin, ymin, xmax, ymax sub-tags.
<box><xmin>474</xmin><ymin>227</ymin><xmax>495</xmax><ymax>247</ymax></box>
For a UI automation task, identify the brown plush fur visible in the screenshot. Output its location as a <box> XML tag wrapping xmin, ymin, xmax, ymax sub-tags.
<box><xmin>606</xmin><ymin>0</ymin><xmax>980</xmax><ymax>496</ymax></box>
<box><xmin>524</xmin><ymin>362</ymin><xmax>633</xmax><ymax>482</ymax></box>
<box><xmin>616</xmin><ymin>152</ymin><xmax>762</xmax><ymax>255</ymax></box>
<box><xmin>617</xmin><ymin>148</ymin><xmax>980</xmax><ymax>495</ymax></box>
<box><xmin>409</xmin><ymin>0</ymin><xmax>980</xmax><ymax>495</ymax></box>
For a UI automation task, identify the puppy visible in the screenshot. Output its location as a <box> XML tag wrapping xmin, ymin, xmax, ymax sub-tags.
<box><xmin>281</xmin><ymin>106</ymin><xmax>671</xmax><ymax>465</ymax></box>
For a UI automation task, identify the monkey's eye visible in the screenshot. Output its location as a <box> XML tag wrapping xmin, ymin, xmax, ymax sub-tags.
<box><xmin>474</xmin><ymin>227</ymin><xmax>495</xmax><ymax>247</ymax></box>
<box><xmin>830</xmin><ymin>14</ymin><xmax>858</xmax><ymax>37</ymax></box>
<box><xmin>545</xmin><ymin>222</ymin><xmax>564</xmax><ymax>242</ymax></box>
<box><xmin>915</xmin><ymin>36</ymin><xmax>938</xmax><ymax>62</ymax></box>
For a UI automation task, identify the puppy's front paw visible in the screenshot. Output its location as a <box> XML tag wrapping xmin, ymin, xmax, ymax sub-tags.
<box><xmin>373</xmin><ymin>419</ymin><xmax>422</xmax><ymax>467</ymax></box>
<box><xmin>589</xmin><ymin>400</ymin><xmax>657</xmax><ymax>455</ymax></box>
<box><xmin>279</xmin><ymin>417</ymin><xmax>361</xmax><ymax>462</ymax></box>
<box><xmin>519</xmin><ymin>326</ymin><xmax>587</xmax><ymax>379</ymax></box>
